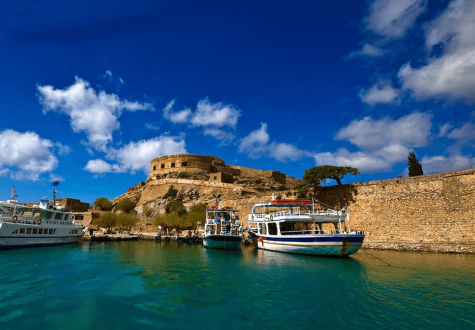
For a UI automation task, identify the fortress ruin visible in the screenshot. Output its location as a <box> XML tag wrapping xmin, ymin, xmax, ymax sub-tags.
<box><xmin>147</xmin><ymin>154</ymin><xmax>297</xmax><ymax>187</ymax></box>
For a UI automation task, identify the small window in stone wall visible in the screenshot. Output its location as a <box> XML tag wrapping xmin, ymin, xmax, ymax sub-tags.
<box><xmin>171</xmin><ymin>163</ymin><xmax>175</xmax><ymax>168</ymax></box>
<box><xmin>161</xmin><ymin>164</ymin><xmax>165</xmax><ymax>169</ymax></box>
<box><xmin>153</xmin><ymin>166</ymin><xmax>156</xmax><ymax>170</ymax></box>
<box><xmin>156</xmin><ymin>175</ymin><xmax>159</xmax><ymax>179</ymax></box>
<box><xmin>182</xmin><ymin>161</ymin><xmax>187</xmax><ymax>166</ymax></box>
<box><xmin>214</xmin><ymin>176</ymin><xmax>217</xmax><ymax>180</ymax></box>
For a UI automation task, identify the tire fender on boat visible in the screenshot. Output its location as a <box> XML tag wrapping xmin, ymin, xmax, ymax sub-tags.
<box><xmin>37</xmin><ymin>217</ymin><xmax>42</xmax><ymax>225</ymax></box>
<box><xmin>12</xmin><ymin>215</ymin><xmax>18</xmax><ymax>223</ymax></box>
<box><xmin>270</xmin><ymin>214</ymin><xmax>273</xmax><ymax>221</ymax></box>
<box><xmin>251</xmin><ymin>215</ymin><xmax>254</xmax><ymax>220</ymax></box>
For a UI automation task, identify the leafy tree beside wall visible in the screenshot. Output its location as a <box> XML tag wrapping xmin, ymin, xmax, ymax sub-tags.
<box><xmin>408</xmin><ymin>152</ymin><xmax>424</xmax><ymax>176</ymax></box>
<box><xmin>294</xmin><ymin>165</ymin><xmax>360</xmax><ymax>196</ymax></box>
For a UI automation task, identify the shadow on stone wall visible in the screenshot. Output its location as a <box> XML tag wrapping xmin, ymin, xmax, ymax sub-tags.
<box><xmin>314</xmin><ymin>184</ymin><xmax>358</xmax><ymax>210</ymax></box>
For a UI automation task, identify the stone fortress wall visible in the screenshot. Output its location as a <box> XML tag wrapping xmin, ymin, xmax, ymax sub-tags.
<box><xmin>315</xmin><ymin>169</ymin><xmax>475</xmax><ymax>252</ymax></box>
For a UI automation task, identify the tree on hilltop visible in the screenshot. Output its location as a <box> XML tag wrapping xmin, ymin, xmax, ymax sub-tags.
<box><xmin>408</xmin><ymin>152</ymin><xmax>423</xmax><ymax>176</ymax></box>
<box><xmin>294</xmin><ymin>165</ymin><xmax>360</xmax><ymax>195</ymax></box>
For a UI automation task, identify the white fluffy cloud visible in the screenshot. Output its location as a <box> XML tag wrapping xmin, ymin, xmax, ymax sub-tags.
<box><xmin>238</xmin><ymin>123</ymin><xmax>270</xmax><ymax>159</ymax></box>
<box><xmin>163</xmin><ymin>98</ymin><xmax>241</xmax><ymax>142</ymax></box>
<box><xmin>84</xmin><ymin>136</ymin><xmax>186</xmax><ymax>174</ymax></box>
<box><xmin>0</xmin><ymin>130</ymin><xmax>60</xmax><ymax>180</ymax></box>
<box><xmin>359</xmin><ymin>80</ymin><xmax>399</xmax><ymax>105</ymax></box>
<box><xmin>313</xmin><ymin>112</ymin><xmax>432</xmax><ymax>172</ymax></box>
<box><xmin>347</xmin><ymin>44</ymin><xmax>387</xmax><ymax>58</ymax></box>
<box><xmin>398</xmin><ymin>0</ymin><xmax>475</xmax><ymax>103</ymax></box>
<box><xmin>38</xmin><ymin>77</ymin><xmax>154</xmax><ymax>151</ymax></box>
<box><xmin>162</xmin><ymin>100</ymin><xmax>192</xmax><ymax>124</ymax></box>
<box><xmin>422</xmin><ymin>154</ymin><xmax>475</xmax><ymax>174</ymax></box>
<box><xmin>238</xmin><ymin>123</ymin><xmax>305</xmax><ymax>162</ymax></box>
<box><xmin>365</xmin><ymin>0</ymin><xmax>427</xmax><ymax>38</ymax></box>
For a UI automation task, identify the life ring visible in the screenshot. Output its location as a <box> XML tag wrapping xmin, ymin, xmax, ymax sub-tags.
<box><xmin>37</xmin><ymin>217</ymin><xmax>42</xmax><ymax>225</ymax></box>
<box><xmin>12</xmin><ymin>215</ymin><xmax>18</xmax><ymax>223</ymax></box>
<box><xmin>270</xmin><ymin>214</ymin><xmax>273</xmax><ymax>221</ymax></box>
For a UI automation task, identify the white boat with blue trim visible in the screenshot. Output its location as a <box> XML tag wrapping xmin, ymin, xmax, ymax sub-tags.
<box><xmin>0</xmin><ymin>187</ymin><xmax>85</xmax><ymax>249</ymax></box>
<box><xmin>203</xmin><ymin>207</ymin><xmax>243</xmax><ymax>250</ymax></box>
<box><xmin>247</xmin><ymin>199</ymin><xmax>365</xmax><ymax>257</ymax></box>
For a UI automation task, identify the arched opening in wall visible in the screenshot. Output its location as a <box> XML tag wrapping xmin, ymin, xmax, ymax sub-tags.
<box><xmin>156</xmin><ymin>175</ymin><xmax>159</xmax><ymax>179</ymax></box>
<box><xmin>181</xmin><ymin>161</ymin><xmax>187</xmax><ymax>166</ymax></box>
<box><xmin>161</xmin><ymin>164</ymin><xmax>165</xmax><ymax>169</ymax></box>
<box><xmin>171</xmin><ymin>163</ymin><xmax>175</xmax><ymax>168</ymax></box>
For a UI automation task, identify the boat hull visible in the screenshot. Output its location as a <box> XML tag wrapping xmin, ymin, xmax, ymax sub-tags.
<box><xmin>0</xmin><ymin>236</ymin><xmax>82</xmax><ymax>249</ymax></box>
<box><xmin>248</xmin><ymin>232</ymin><xmax>364</xmax><ymax>257</ymax></box>
<box><xmin>203</xmin><ymin>234</ymin><xmax>242</xmax><ymax>250</ymax></box>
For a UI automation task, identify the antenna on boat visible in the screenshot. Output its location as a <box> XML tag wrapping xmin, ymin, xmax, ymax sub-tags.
<box><xmin>53</xmin><ymin>189</ymin><xmax>57</xmax><ymax>205</ymax></box>
<box><xmin>10</xmin><ymin>185</ymin><xmax>18</xmax><ymax>201</ymax></box>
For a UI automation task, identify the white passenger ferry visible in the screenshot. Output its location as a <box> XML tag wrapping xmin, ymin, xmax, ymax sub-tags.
<box><xmin>0</xmin><ymin>187</ymin><xmax>85</xmax><ymax>249</ymax></box>
<box><xmin>247</xmin><ymin>199</ymin><xmax>365</xmax><ymax>257</ymax></box>
<box><xmin>203</xmin><ymin>207</ymin><xmax>243</xmax><ymax>250</ymax></box>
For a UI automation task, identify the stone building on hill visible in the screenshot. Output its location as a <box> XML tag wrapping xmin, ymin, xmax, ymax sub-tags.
<box><xmin>112</xmin><ymin>154</ymin><xmax>300</xmax><ymax>212</ymax></box>
<box><xmin>147</xmin><ymin>154</ymin><xmax>294</xmax><ymax>186</ymax></box>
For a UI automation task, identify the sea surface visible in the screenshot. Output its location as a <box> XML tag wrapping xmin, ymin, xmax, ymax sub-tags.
<box><xmin>0</xmin><ymin>241</ymin><xmax>474</xmax><ymax>330</ymax></box>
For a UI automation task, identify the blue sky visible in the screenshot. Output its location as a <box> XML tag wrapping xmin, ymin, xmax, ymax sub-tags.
<box><xmin>1</xmin><ymin>0</ymin><xmax>474</xmax><ymax>203</ymax></box>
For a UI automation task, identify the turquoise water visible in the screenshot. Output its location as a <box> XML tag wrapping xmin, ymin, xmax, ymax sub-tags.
<box><xmin>1</xmin><ymin>242</ymin><xmax>474</xmax><ymax>329</ymax></box>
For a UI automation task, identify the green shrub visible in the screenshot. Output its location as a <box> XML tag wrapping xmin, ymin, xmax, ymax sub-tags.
<box><xmin>278</xmin><ymin>185</ymin><xmax>287</xmax><ymax>191</ymax></box>
<box><xmin>168</xmin><ymin>200</ymin><xmax>187</xmax><ymax>217</ymax></box>
<box><xmin>117</xmin><ymin>213</ymin><xmax>139</xmax><ymax>233</ymax></box>
<box><xmin>93</xmin><ymin>197</ymin><xmax>112</xmax><ymax>210</ymax></box>
<box><xmin>155</xmin><ymin>213</ymin><xmax>183</xmax><ymax>232</ymax></box>
<box><xmin>115</xmin><ymin>198</ymin><xmax>136</xmax><ymax>213</ymax></box>
<box><xmin>178</xmin><ymin>172</ymin><xmax>187</xmax><ymax>178</ymax></box>
<box><xmin>163</xmin><ymin>185</ymin><xmax>178</xmax><ymax>199</ymax></box>
<box><xmin>143</xmin><ymin>206</ymin><xmax>154</xmax><ymax>217</ymax></box>
<box><xmin>95</xmin><ymin>212</ymin><xmax>118</xmax><ymax>231</ymax></box>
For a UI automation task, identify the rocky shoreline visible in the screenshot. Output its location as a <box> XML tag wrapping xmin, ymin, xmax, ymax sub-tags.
<box><xmin>363</xmin><ymin>242</ymin><xmax>475</xmax><ymax>254</ymax></box>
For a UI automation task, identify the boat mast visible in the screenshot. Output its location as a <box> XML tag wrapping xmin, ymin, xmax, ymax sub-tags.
<box><xmin>53</xmin><ymin>189</ymin><xmax>57</xmax><ymax>205</ymax></box>
<box><xmin>10</xmin><ymin>185</ymin><xmax>17</xmax><ymax>201</ymax></box>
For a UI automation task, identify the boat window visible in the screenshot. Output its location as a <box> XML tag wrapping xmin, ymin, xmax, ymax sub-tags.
<box><xmin>26</xmin><ymin>228</ymin><xmax>32</xmax><ymax>234</ymax></box>
<box><xmin>268</xmin><ymin>223</ymin><xmax>278</xmax><ymax>235</ymax></box>
<box><xmin>280</xmin><ymin>222</ymin><xmax>292</xmax><ymax>235</ymax></box>
<box><xmin>33</xmin><ymin>228</ymin><xmax>37</xmax><ymax>234</ymax></box>
<box><xmin>49</xmin><ymin>229</ymin><xmax>55</xmax><ymax>234</ymax></box>
<box><xmin>38</xmin><ymin>229</ymin><xmax>43</xmax><ymax>234</ymax></box>
<box><xmin>260</xmin><ymin>223</ymin><xmax>266</xmax><ymax>235</ymax></box>
<box><xmin>12</xmin><ymin>229</ymin><xmax>18</xmax><ymax>234</ymax></box>
<box><xmin>54</xmin><ymin>212</ymin><xmax>63</xmax><ymax>220</ymax></box>
<box><xmin>19</xmin><ymin>228</ymin><xmax>25</xmax><ymax>234</ymax></box>
<box><xmin>42</xmin><ymin>211</ymin><xmax>53</xmax><ymax>219</ymax></box>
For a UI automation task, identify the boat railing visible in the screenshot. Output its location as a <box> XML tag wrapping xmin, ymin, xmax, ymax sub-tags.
<box><xmin>0</xmin><ymin>215</ymin><xmax>38</xmax><ymax>225</ymax></box>
<box><xmin>279</xmin><ymin>229</ymin><xmax>365</xmax><ymax>235</ymax></box>
<box><xmin>280</xmin><ymin>229</ymin><xmax>346</xmax><ymax>235</ymax></box>
<box><xmin>249</xmin><ymin>209</ymin><xmax>342</xmax><ymax>221</ymax></box>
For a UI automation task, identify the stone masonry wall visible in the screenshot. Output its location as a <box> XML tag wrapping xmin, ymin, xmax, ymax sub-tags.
<box><xmin>315</xmin><ymin>169</ymin><xmax>475</xmax><ymax>253</ymax></box>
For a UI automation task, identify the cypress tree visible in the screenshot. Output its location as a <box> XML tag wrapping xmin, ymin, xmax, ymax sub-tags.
<box><xmin>408</xmin><ymin>152</ymin><xmax>423</xmax><ymax>176</ymax></box>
